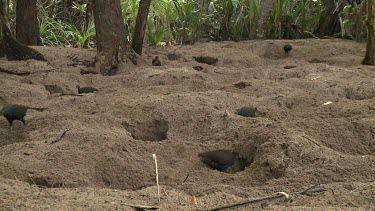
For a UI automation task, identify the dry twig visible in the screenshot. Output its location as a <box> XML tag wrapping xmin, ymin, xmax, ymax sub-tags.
<box><xmin>299</xmin><ymin>185</ymin><xmax>327</xmax><ymax>196</ymax></box>
<box><xmin>51</xmin><ymin>130</ymin><xmax>68</xmax><ymax>144</ymax></box>
<box><xmin>182</xmin><ymin>174</ymin><xmax>190</xmax><ymax>183</ymax></box>
<box><xmin>0</xmin><ymin>67</ymin><xmax>31</xmax><ymax>75</ymax></box>
<box><xmin>153</xmin><ymin>154</ymin><xmax>160</xmax><ymax>203</ymax></box>
<box><xmin>60</xmin><ymin>93</ymin><xmax>84</xmax><ymax>96</ymax></box>
<box><xmin>123</xmin><ymin>203</ymin><xmax>158</xmax><ymax>210</ymax></box>
<box><xmin>206</xmin><ymin>192</ymin><xmax>289</xmax><ymax>211</ymax></box>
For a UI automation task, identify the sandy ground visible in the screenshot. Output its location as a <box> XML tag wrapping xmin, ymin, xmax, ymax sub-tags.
<box><xmin>0</xmin><ymin>39</ymin><xmax>374</xmax><ymax>210</ymax></box>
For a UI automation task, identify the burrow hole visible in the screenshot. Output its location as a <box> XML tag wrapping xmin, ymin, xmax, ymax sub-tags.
<box><xmin>122</xmin><ymin>119</ymin><xmax>169</xmax><ymax>141</ymax></box>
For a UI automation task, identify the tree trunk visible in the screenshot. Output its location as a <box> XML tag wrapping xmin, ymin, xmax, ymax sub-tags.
<box><xmin>93</xmin><ymin>0</ymin><xmax>136</xmax><ymax>76</ymax></box>
<box><xmin>0</xmin><ymin>0</ymin><xmax>4</xmax><ymax>57</ymax></box>
<box><xmin>1</xmin><ymin>23</ymin><xmax>46</xmax><ymax>61</ymax></box>
<box><xmin>316</xmin><ymin>0</ymin><xmax>342</xmax><ymax>36</ymax></box>
<box><xmin>363</xmin><ymin>0</ymin><xmax>375</xmax><ymax>65</ymax></box>
<box><xmin>85</xmin><ymin>0</ymin><xmax>93</xmax><ymax>30</ymax></box>
<box><xmin>0</xmin><ymin>0</ymin><xmax>45</xmax><ymax>60</ymax></box>
<box><xmin>220</xmin><ymin>0</ymin><xmax>233</xmax><ymax>41</ymax></box>
<box><xmin>250</xmin><ymin>0</ymin><xmax>275</xmax><ymax>39</ymax></box>
<box><xmin>4</xmin><ymin>0</ymin><xmax>8</xmax><ymax>17</ymax></box>
<box><xmin>16</xmin><ymin>0</ymin><xmax>42</xmax><ymax>45</ymax></box>
<box><xmin>131</xmin><ymin>0</ymin><xmax>151</xmax><ymax>55</ymax></box>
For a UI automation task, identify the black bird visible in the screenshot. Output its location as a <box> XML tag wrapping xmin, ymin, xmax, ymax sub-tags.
<box><xmin>238</xmin><ymin>106</ymin><xmax>257</xmax><ymax>117</ymax></box>
<box><xmin>283</xmin><ymin>44</ymin><xmax>293</xmax><ymax>54</ymax></box>
<box><xmin>77</xmin><ymin>85</ymin><xmax>98</xmax><ymax>94</ymax></box>
<box><xmin>193</xmin><ymin>56</ymin><xmax>218</xmax><ymax>65</ymax></box>
<box><xmin>152</xmin><ymin>56</ymin><xmax>161</xmax><ymax>66</ymax></box>
<box><xmin>0</xmin><ymin>104</ymin><xmax>46</xmax><ymax>126</ymax></box>
<box><xmin>199</xmin><ymin>149</ymin><xmax>236</xmax><ymax>172</ymax></box>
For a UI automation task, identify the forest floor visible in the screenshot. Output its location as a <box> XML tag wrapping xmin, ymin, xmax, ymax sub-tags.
<box><xmin>0</xmin><ymin>39</ymin><xmax>374</xmax><ymax>210</ymax></box>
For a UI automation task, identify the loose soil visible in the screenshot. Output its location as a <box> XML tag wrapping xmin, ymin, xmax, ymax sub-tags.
<box><xmin>0</xmin><ymin>39</ymin><xmax>374</xmax><ymax>210</ymax></box>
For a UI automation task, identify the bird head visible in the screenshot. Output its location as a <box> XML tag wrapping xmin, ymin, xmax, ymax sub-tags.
<box><xmin>76</xmin><ymin>85</ymin><xmax>80</xmax><ymax>89</ymax></box>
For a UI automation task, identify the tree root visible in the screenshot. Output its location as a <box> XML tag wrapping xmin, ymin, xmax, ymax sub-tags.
<box><xmin>0</xmin><ymin>66</ymin><xmax>31</xmax><ymax>75</ymax></box>
<box><xmin>1</xmin><ymin>23</ymin><xmax>46</xmax><ymax>61</ymax></box>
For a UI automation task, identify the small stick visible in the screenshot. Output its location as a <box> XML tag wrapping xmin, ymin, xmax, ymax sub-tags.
<box><xmin>51</xmin><ymin>130</ymin><xmax>68</xmax><ymax>144</ymax></box>
<box><xmin>207</xmin><ymin>192</ymin><xmax>289</xmax><ymax>211</ymax></box>
<box><xmin>182</xmin><ymin>174</ymin><xmax>190</xmax><ymax>183</ymax></box>
<box><xmin>153</xmin><ymin>153</ymin><xmax>160</xmax><ymax>203</ymax></box>
<box><xmin>163</xmin><ymin>188</ymin><xmax>169</xmax><ymax>196</ymax></box>
<box><xmin>123</xmin><ymin>203</ymin><xmax>159</xmax><ymax>210</ymax></box>
<box><xmin>300</xmin><ymin>185</ymin><xmax>327</xmax><ymax>196</ymax></box>
<box><xmin>302</xmin><ymin>135</ymin><xmax>322</xmax><ymax>147</ymax></box>
<box><xmin>0</xmin><ymin>67</ymin><xmax>31</xmax><ymax>75</ymax></box>
<box><xmin>60</xmin><ymin>93</ymin><xmax>84</xmax><ymax>96</ymax></box>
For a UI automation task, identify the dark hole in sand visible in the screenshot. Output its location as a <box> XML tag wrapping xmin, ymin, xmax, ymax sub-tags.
<box><xmin>123</xmin><ymin>119</ymin><xmax>169</xmax><ymax>141</ymax></box>
<box><xmin>199</xmin><ymin>149</ymin><xmax>252</xmax><ymax>174</ymax></box>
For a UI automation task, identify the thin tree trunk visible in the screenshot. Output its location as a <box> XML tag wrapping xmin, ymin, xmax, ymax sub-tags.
<box><xmin>0</xmin><ymin>0</ymin><xmax>4</xmax><ymax>57</ymax></box>
<box><xmin>363</xmin><ymin>0</ymin><xmax>375</xmax><ymax>65</ymax></box>
<box><xmin>12</xmin><ymin>0</ymin><xmax>16</xmax><ymax>16</ymax></box>
<box><xmin>316</xmin><ymin>0</ymin><xmax>344</xmax><ymax>36</ymax></box>
<box><xmin>131</xmin><ymin>0</ymin><xmax>151</xmax><ymax>55</ymax></box>
<box><xmin>93</xmin><ymin>0</ymin><xmax>136</xmax><ymax>76</ymax></box>
<box><xmin>250</xmin><ymin>0</ymin><xmax>275</xmax><ymax>39</ymax></box>
<box><xmin>85</xmin><ymin>0</ymin><xmax>93</xmax><ymax>30</ymax></box>
<box><xmin>4</xmin><ymin>0</ymin><xmax>8</xmax><ymax>17</ymax></box>
<box><xmin>220</xmin><ymin>0</ymin><xmax>233</xmax><ymax>41</ymax></box>
<box><xmin>16</xmin><ymin>0</ymin><xmax>42</xmax><ymax>45</ymax></box>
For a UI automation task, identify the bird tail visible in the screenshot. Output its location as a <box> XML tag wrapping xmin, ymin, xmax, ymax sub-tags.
<box><xmin>29</xmin><ymin>107</ymin><xmax>47</xmax><ymax>112</ymax></box>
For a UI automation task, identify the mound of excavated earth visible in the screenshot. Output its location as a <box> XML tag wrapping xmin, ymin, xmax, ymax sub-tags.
<box><xmin>0</xmin><ymin>39</ymin><xmax>374</xmax><ymax>210</ymax></box>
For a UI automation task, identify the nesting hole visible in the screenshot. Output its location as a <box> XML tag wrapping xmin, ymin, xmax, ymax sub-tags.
<box><xmin>232</xmin><ymin>135</ymin><xmax>271</xmax><ymax>173</ymax></box>
<box><xmin>237</xmin><ymin>106</ymin><xmax>257</xmax><ymax>117</ymax></box>
<box><xmin>199</xmin><ymin>149</ymin><xmax>252</xmax><ymax>174</ymax></box>
<box><xmin>28</xmin><ymin>176</ymin><xmax>65</xmax><ymax>188</ymax></box>
<box><xmin>234</xmin><ymin>81</ymin><xmax>251</xmax><ymax>89</ymax></box>
<box><xmin>123</xmin><ymin>119</ymin><xmax>169</xmax><ymax>141</ymax></box>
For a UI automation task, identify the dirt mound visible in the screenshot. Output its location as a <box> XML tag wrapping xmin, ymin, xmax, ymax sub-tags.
<box><xmin>0</xmin><ymin>39</ymin><xmax>374</xmax><ymax>210</ymax></box>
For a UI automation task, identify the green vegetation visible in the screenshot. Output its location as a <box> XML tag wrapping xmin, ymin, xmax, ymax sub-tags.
<box><xmin>37</xmin><ymin>2</ymin><xmax>95</xmax><ymax>48</ymax></box>
<box><xmin>268</xmin><ymin>0</ymin><xmax>321</xmax><ymax>39</ymax></box>
<box><xmin>341</xmin><ymin>1</ymin><xmax>367</xmax><ymax>41</ymax></box>
<box><xmin>5</xmin><ymin>0</ymin><xmax>369</xmax><ymax>47</ymax></box>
